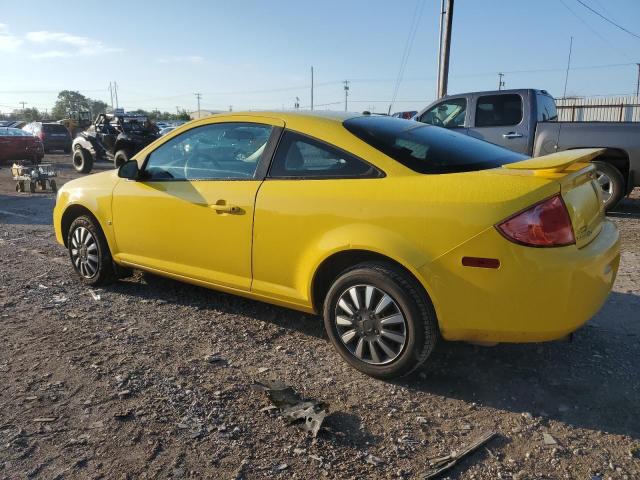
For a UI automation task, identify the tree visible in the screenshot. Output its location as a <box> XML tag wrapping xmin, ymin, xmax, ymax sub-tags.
<box><xmin>51</xmin><ymin>90</ymin><xmax>91</xmax><ymax>120</ymax></box>
<box><xmin>22</xmin><ymin>107</ymin><xmax>41</xmax><ymax>122</ymax></box>
<box><xmin>51</xmin><ymin>90</ymin><xmax>109</xmax><ymax>120</ymax></box>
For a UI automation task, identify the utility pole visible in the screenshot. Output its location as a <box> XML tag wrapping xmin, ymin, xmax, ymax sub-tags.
<box><xmin>436</xmin><ymin>0</ymin><xmax>454</xmax><ymax>98</ymax></box>
<box><xmin>295</xmin><ymin>97</ymin><xmax>300</xmax><ymax>109</ymax></box>
<box><xmin>194</xmin><ymin>93</ymin><xmax>202</xmax><ymax>118</ymax></box>
<box><xmin>311</xmin><ymin>66</ymin><xmax>314</xmax><ymax>111</ymax></box>
<box><xmin>635</xmin><ymin>63</ymin><xmax>640</xmax><ymax>99</ymax></box>
<box><xmin>343</xmin><ymin>80</ymin><xmax>350</xmax><ymax>111</ymax></box>
<box><xmin>498</xmin><ymin>73</ymin><xmax>505</xmax><ymax>90</ymax></box>
<box><xmin>229</xmin><ymin>105</ymin><xmax>233</xmax><ymax>112</ymax></box>
<box><xmin>19</xmin><ymin>101</ymin><xmax>27</xmax><ymax>112</ymax></box>
<box><xmin>562</xmin><ymin>36</ymin><xmax>573</xmax><ymax>99</ymax></box>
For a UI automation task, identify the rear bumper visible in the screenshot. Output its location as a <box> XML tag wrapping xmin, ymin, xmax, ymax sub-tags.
<box><xmin>422</xmin><ymin>220</ymin><xmax>620</xmax><ymax>343</ymax></box>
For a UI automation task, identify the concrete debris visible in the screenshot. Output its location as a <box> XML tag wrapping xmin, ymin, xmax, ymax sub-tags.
<box><xmin>543</xmin><ymin>433</ymin><xmax>557</xmax><ymax>445</ymax></box>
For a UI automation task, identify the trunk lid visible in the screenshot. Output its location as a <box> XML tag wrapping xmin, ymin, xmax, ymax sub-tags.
<box><xmin>503</xmin><ymin>148</ymin><xmax>605</xmax><ymax>248</ymax></box>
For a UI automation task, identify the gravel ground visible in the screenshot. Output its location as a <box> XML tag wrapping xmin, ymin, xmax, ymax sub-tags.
<box><xmin>1</xmin><ymin>154</ymin><xmax>639</xmax><ymax>480</ymax></box>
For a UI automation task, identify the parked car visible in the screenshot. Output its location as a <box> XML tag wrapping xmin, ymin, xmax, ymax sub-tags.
<box><xmin>414</xmin><ymin>88</ymin><xmax>640</xmax><ymax>209</ymax></box>
<box><xmin>391</xmin><ymin>110</ymin><xmax>417</xmax><ymax>119</ymax></box>
<box><xmin>159</xmin><ymin>126</ymin><xmax>176</xmax><ymax>136</ymax></box>
<box><xmin>0</xmin><ymin>127</ymin><xmax>44</xmax><ymax>164</ymax></box>
<box><xmin>71</xmin><ymin>113</ymin><xmax>160</xmax><ymax>173</ymax></box>
<box><xmin>53</xmin><ymin>112</ymin><xmax>619</xmax><ymax>379</ymax></box>
<box><xmin>23</xmin><ymin>122</ymin><xmax>72</xmax><ymax>153</ymax></box>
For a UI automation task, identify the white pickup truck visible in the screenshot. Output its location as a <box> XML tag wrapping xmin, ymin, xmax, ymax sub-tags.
<box><xmin>415</xmin><ymin>88</ymin><xmax>640</xmax><ymax>209</ymax></box>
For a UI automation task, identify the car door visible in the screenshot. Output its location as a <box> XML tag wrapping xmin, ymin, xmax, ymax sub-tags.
<box><xmin>467</xmin><ymin>93</ymin><xmax>529</xmax><ymax>154</ymax></box>
<box><xmin>111</xmin><ymin>117</ymin><xmax>283</xmax><ymax>290</ymax></box>
<box><xmin>415</xmin><ymin>97</ymin><xmax>468</xmax><ymax>135</ymax></box>
<box><xmin>252</xmin><ymin>130</ymin><xmax>384</xmax><ymax>306</ymax></box>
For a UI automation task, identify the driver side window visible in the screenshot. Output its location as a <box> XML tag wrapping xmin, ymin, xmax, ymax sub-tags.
<box><xmin>418</xmin><ymin>98</ymin><xmax>467</xmax><ymax>128</ymax></box>
<box><xmin>144</xmin><ymin>122</ymin><xmax>273</xmax><ymax>181</ymax></box>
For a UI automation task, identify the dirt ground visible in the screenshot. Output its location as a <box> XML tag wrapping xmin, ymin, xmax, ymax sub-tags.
<box><xmin>0</xmin><ymin>154</ymin><xmax>639</xmax><ymax>480</ymax></box>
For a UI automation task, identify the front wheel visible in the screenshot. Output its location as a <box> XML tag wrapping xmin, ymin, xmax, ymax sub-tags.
<box><xmin>114</xmin><ymin>150</ymin><xmax>129</xmax><ymax>168</ymax></box>
<box><xmin>592</xmin><ymin>161</ymin><xmax>625</xmax><ymax>210</ymax></box>
<box><xmin>67</xmin><ymin>216</ymin><xmax>114</xmax><ymax>285</ymax></box>
<box><xmin>323</xmin><ymin>262</ymin><xmax>438</xmax><ymax>379</ymax></box>
<box><xmin>73</xmin><ymin>148</ymin><xmax>93</xmax><ymax>174</ymax></box>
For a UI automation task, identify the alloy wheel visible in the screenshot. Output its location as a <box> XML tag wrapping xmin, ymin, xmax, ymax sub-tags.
<box><xmin>70</xmin><ymin>226</ymin><xmax>99</xmax><ymax>278</ymax></box>
<box><xmin>334</xmin><ymin>284</ymin><xmax>407</xmax><ymax>365</ymax></box>
<box><xmin>596</xmin><ymin>171</ymin><xmax>614</xmax><ymax>203</ymax></box>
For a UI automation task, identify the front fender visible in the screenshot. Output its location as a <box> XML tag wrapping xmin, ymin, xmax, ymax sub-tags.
<box><xmin>53</xmin><ymin>172</ymin><xmax>119</xmax><ymax>253</ymax></box>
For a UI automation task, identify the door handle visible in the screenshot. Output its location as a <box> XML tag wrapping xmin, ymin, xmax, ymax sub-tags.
<box><xmin>210</xmin><ymin>203</ymin><xmax>241</xmax><ymax>214</ymax></box>
<box><xmin>502</xmin><ymin>132</ymin><xmax>523</xmax><ymax>139</ymax></box>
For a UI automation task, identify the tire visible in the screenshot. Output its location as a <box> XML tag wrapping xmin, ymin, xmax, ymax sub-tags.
<box><xmin>114</xmin><ymin>149</ymin><xmax>129</xmax><ymax>168</ymax></box>
<box><xmin>49</xmin><ymin>179</ymin><xmax>57</xmax><ymax>193</ymax></box>
<box><xmin>67</xmin><ymin>216</ymin><xmax>114</xmax><ymax>286</ymax></box>
<box><xmin>73</xmin><ymin>148</ymin><xmax>93</xmax><ymax>174</ymax></box>
<box><xmin>17</xmin><ymin>181</ymin><xmax>25</xmax><ymax>193</ymax></box>
<box><xmin>323</xmin><ymin>261</ymin><xmax>438</xmax><ymax>379</ymax></box>
<box><xmin>28</xmin><ymin>181</ymin><xmax>36</xmax><ymax>193</ymax></box>
<box><xmin>592</xmin><ymin>160</ymin><xmax>625</xmax><ymax>210</ymax></box>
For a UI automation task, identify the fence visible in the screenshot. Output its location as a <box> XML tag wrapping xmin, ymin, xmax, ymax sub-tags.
<box><xmin>556</xmin><ymin>96</ymin><xmax>640</xmax><ymax>122</ymax></box>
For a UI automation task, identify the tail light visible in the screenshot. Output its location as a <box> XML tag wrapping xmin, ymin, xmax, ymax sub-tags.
<box><xmin>496</xmin><ymin>194</ymin><xmax>575</xmax><ymax>247</ymax></box>
<box><xmin>38</xmin><ymin>131</ymin><xmax>45</xmax><ymax>140</ymax></box>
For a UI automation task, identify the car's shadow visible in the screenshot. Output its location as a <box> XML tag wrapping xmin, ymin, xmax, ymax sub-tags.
<box><xmin>110</xmin><ymin>273</ymin><xmax>640</xmax><ymax>440</ymax></box>
<box><xmin>608</xmin><ymin>194</ymin><xmax>640</xmax><ymax>219</ymax></box>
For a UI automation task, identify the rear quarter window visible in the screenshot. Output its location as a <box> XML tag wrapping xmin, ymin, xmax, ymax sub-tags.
<box><xmin>343</xmin><ymin>116</ymin><xmax>528</xmax><ymax>174</ymax></box>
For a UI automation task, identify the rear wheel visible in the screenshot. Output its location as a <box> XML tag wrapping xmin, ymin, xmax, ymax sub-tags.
<box><xmin>323</xmin><ymin>261</ymin><xmax>438</xmax><ymax>379</ymax></box>
<box><xmin>73</xmin><ymin>148</ymin><xmax>93</xmax><ymax>174</ymax></box>
<box><xmin>592</xmin><ymin>161</ymin><xmax>625</xmax><ymax>210</ymax></box>
<box><xmin>67</xmin><ymin>216</ymin><xmax>114</xmax><ymax>286</ymax></box>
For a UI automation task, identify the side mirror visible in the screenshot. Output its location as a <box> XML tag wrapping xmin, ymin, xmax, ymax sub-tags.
<box><xmin>118</xmin><ymin>160</ymin><xmax>140</xmax><ymax>180</ymax></box>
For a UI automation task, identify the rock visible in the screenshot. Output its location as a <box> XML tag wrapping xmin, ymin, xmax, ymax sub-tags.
<box><xmin>416</xmin><ymin>416</ymin><xmax>428</xmax><ymax>425</ymax></box>
<box><xmin>276</xmin><ymin>464</ymin><xmax>288</xmax><ymax>471</ymax></box>
<box><xmin>257</xmin><ymin>367</ymin><xmax>269</xmax><ymax>373</ymax></box>
<box><xmin>117</xmin><ymin>390</ymin><xmax>131</xmax><ymax>398</ymax></box>
<box><xmin>542</xmin><ymin>433</ymin><xmax>557</xmax><ymax>445</ymax></box>
<box><xmin>365</xmin><ymin>454</ymin><xmax>384</xmax><ymax>466</ymax></box>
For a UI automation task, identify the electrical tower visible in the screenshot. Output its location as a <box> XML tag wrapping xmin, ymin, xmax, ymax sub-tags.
<box><xmin>343</xmin><ymin>80</ymin><xmax>350</xmax><ymax>111</ymax></box>
<box><xmin>194</xmin><ymin>93</ymin><xmax>202</xmax><ymax>118</ymax></box>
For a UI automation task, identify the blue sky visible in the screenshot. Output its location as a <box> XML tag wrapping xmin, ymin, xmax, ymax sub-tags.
<box><xmin>1</xmin><ymin>0</ymin><xmax>639</xmax><ymax>115</ymax></box>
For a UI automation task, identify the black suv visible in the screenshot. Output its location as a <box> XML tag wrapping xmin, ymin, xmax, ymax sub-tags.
<box><xmin>71</xmin><ymin>113</ymin><xmax>160</xmax><ymax>173</ymax></box>
<box><xmin>23</xmin><ymin>122</ymin><xmax>72</xmax><ymax>153</ymax></box>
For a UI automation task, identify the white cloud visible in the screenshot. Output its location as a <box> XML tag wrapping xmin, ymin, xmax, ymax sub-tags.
<box><xmin>25</xmin><ymin>30</ymin><xmax>120</xmax><ymax>57</ymax></box>
<box><xmin>157</xmin><ymin>55</ymin><xmax>204</xmax><ymax>64</ymax></box>
<box><xmin>0</xmin><ymin>24</ymin><xmax>22</xmax><ymax>52</ymax></box>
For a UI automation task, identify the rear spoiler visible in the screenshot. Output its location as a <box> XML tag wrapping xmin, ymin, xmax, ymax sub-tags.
<box><xmin>503</xmin><ymin>148</ymin><xmax>604</xmax><ymax>174</ymax></box>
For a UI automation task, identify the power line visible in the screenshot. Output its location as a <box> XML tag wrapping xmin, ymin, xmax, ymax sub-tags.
<box><xmin>574</xmin><ymin>0</ymin><xmax>640</xmax><ymax>40</ymax></box>
<box><xmin>559</xmin><ymin>0</ymin><xmax>633</xmax><ymax>62</ymax></box>
<box><xmin>389</xmin><ymin>0</ymin><xmax>426</xmax><ymax>113</ymax></box>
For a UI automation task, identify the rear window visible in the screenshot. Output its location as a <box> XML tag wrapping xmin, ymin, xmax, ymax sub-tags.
<box><xmin>0</xmin><ymin>128</ymin><xmax>31</xmax><ymax>137</ymax></box>
<box><xmin>343</xmin><ymin>116</ymin><xmax>528</xmax><ymax>174</ymax></box>
<box><xmin>537</xmin><ymin>94</ymin><xmax>558</xmax><ymax>122</ymax></box>
<box><xmin>43</xmin><ymin>124</ymin><xmax>69</xmax><ymax>134</ymax></box>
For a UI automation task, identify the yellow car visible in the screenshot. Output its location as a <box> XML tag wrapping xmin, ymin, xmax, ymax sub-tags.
<box><xmin>53</xmin><ymin>112</ymin><xmax>620</xmax><ymax>378</ymax></box>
